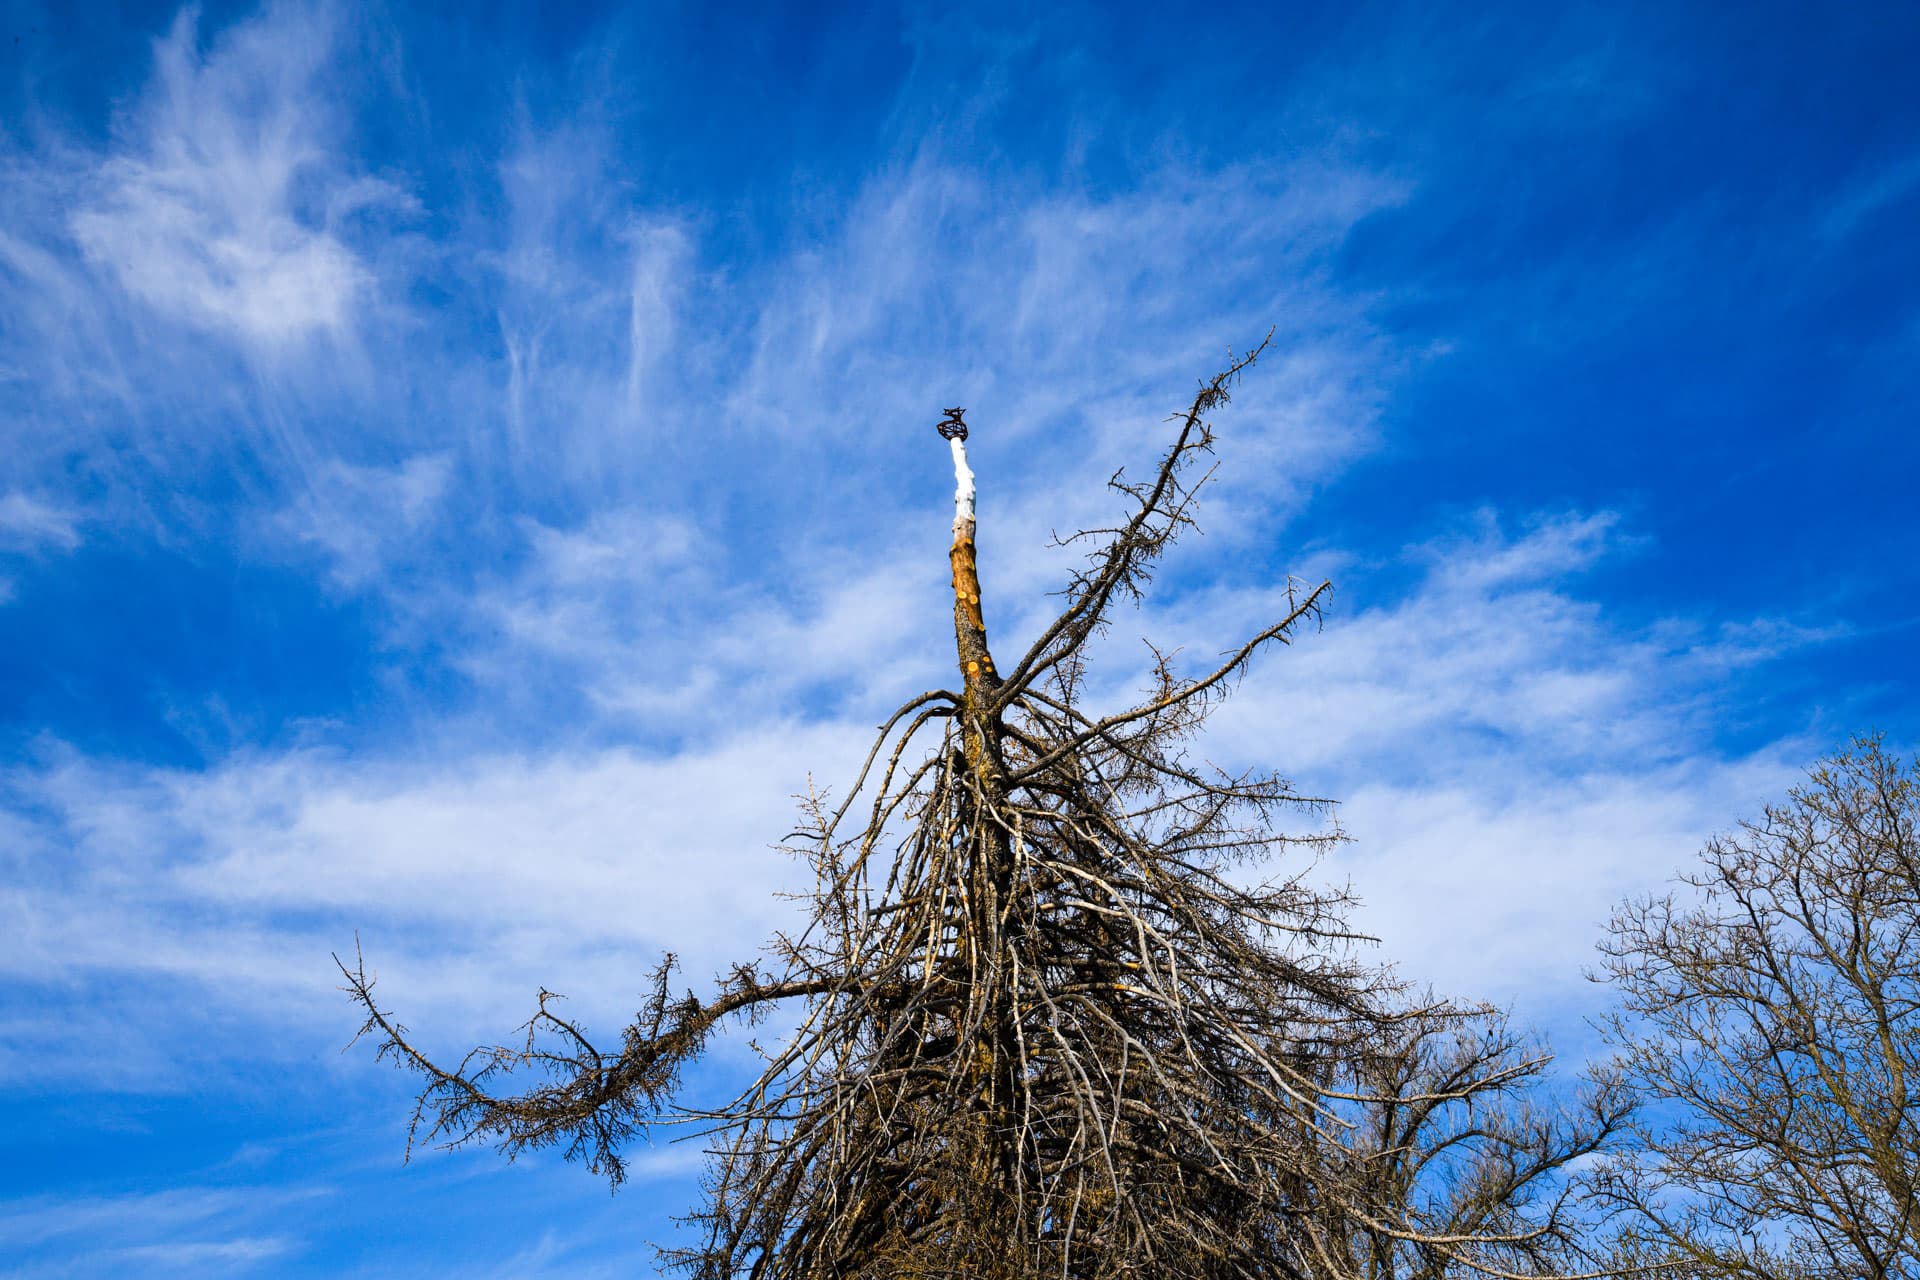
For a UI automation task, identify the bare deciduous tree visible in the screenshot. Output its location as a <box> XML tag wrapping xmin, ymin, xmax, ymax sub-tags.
<box><xmin>343</xmin><ymin>342</ymin><xmax>1623</xmax><ymax>1278</ymax></box>
<box><xmin>1595</xmin><ymin>736</ymin><xmax>1920</xmax><ymax>1280</ymax></box>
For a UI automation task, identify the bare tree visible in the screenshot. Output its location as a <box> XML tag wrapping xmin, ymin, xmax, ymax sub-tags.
<box><xmin>343</xmin><ymin>341</ymin><xmax>1623</xmax><ymax>1278</ymax></box>
<box><xmin>1594</xmin><ymin>736</ymin><xmax>1920</xmax><ymax>1280</ymax></box>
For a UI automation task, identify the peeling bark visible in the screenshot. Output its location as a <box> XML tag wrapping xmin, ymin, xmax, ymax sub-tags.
<box><xmin>946</xmin><ymin>431</ymin><xmax>998</xmax><ymax>699</ymax></box>
<box><xmin>942</xmin><ymin>417</ymin><xmax>1020</xmax><ymax>1216</ymax></box>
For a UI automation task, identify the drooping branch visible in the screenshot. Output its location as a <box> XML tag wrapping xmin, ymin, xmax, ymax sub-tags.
<box><xmin>336</xmin><ymin>943</ymin><xmax>858</xmax><ymax>1184</ymax></box>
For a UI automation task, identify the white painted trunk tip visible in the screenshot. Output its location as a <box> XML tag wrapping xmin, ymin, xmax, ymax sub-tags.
<box><xmin>949</xmin><ymin>436</ymin><xmax>976</xmax><ymax>538</ymax></box>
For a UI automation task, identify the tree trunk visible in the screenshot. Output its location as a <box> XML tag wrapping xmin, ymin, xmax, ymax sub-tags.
<box><xmin>943</xmin><ymin>421</ymin><xmax>1025</xmax><ymax>1250</ymax></box>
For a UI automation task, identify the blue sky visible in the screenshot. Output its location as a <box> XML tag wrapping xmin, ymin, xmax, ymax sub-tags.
<box><xmin>2</xmin><ymin>0</ymin><xmax>1916</xmax><ymax>1273</ymax></box>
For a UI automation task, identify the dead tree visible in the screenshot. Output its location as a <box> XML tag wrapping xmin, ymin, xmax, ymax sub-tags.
<box><xmin>343</xmin><ymin>341</ymin><xmax>1625</xmax><ymax>1278</ymax></box>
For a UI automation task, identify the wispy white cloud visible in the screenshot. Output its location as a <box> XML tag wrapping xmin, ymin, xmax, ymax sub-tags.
<box><xmin>1172</xmin><ymin>510</ymin><xmax>1831</xmax><ymax>1006</ymax></box>
<box><xmin>0</xmin><ymin>0</ymin><xmax>1855</xmax><ymax>1177</ymax></box>
<box><xmin>0</xmin><ymin>1184</ymin><xmax>317</xmax><ymax>1276</ymax></box>
<box><xmin>0</xmin><ymin>492</ymin><xmax>82</xmax><ymax>553</ymax></box>
<box><xmin>0</xmin><ymin>717</ymin><xmax>866</xmax><ymax>1081</ymax></box>
<box><xmin>117</xmin><ymin>1238</ymin><xmax>294</xmax><ymax>1268</ymax></box>
<box><xmin>722</xmin><ymin>154</ymin><xmax>1403</xmax><ymax>457</ymax></box>
<box><xmin>1820</xmin><ymin>148</ymin><xmax>1920</xmax><ymax>242</ymax></box>
<box><xmin>623</xmin><ymin>221</ymin><xmax>689</xmax><ymax>418</ymax></box>
<box><xmin>272</xmin><ymin>453</ymin><xmax>452</xmax><ymax>587</ymax></box>
<box><xmin>0</xmin><ymin>492</ymin><xmax>82</xmax><ymax>608</ymax></box>
<box><xmin>0</xmin><ymin>0</ymin><xmax>418</xmax><ymax>527</ymax></box>
<box><xmin>0</xmin><ymin>4</ymin><xmax>1903</xmax><ymax>1277</ymax></box>
<box><xmin>1337</xmin><ymin>753</ymin><xmax>1804</xmax><ymax>1015</ymax></box>
<box><xmin>443</xmin><ymin>508</ymin><xmax>952</xmax><ymax>733</ymax></box>
<box><xmin>1163</xmin><ymin>510</ymin><xmax>1803</xmax><ymax>778</ymax></box>
<box><xmin>2</xmin><ymin>0</ymin><xmax>1402</xmax><ymax>629</ymax></box>
<box><xmin>0</xmin><ymin>499</ymin><xmax>1831</xmax><ymax>1091</ymax></box>
<box><xmin>0</xmin><ymin>5</ymin><xmax>1420</xmax><ymax>1103</ymax></box>
<box><xmin>68</xmin><ymin>4</ymin><xmax>397</xmax><ymax>349</ymax></box>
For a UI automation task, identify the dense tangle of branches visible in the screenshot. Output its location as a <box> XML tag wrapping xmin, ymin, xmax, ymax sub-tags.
<box><xmin>343</xmin><ymin>341</ymin><xmax>1625</xmax><ymax>1278</ymax></box>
